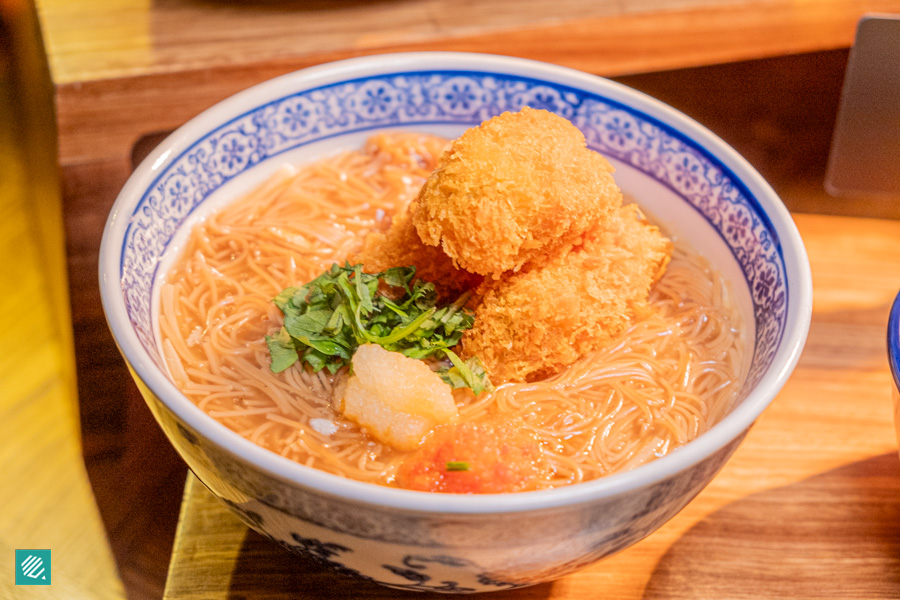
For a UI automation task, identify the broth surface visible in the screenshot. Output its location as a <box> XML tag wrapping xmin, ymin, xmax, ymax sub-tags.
<box><xmin>160</xmin><ymin>132</ymin><xmax>746</xmax><ymax>490</ymax></box>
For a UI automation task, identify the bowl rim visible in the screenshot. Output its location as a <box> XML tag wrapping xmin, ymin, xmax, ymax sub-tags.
<box><xmin>889</xmin><ymin>291</ymin><xmax>900</xmax><ymax>393</ymax></box>
<box><xmin>99</xmin><ymin>51</ymin><xmax>813</xmax><ymax>514</ymax></box>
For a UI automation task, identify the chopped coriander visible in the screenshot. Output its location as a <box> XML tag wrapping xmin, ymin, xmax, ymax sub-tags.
<box><xmin>265</xmin><ymin>262</ymin><xmax>493</xmax><ymax>395</ymax></box>
<box><xmin>265</xmin><ymin>326</ymin><xmax>300</xmax><ymax>373</ymax></box>
<box><xmin>446</xmin><ymin>461</ymin><xmax>471</xmax><ymax>472</ymax></box>
<box><xmin>437</xmin><ymin>349</ymin><xmax>494</xmax><ymax>397</ymax></box>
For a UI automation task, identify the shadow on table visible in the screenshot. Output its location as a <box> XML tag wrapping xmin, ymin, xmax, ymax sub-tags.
<box><xmin>227</xmin><ymin>532</ymin><xmax>556</xmax><ymax>600</ymax></box>
<box><xmin>643</xmin><ymin>452</ymin><xmax>900</xmax><ymax>600</ymax></box>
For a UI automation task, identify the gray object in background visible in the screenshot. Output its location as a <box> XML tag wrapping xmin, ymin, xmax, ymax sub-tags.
<box><xmin>826</xmin><ymin>14</ymin><xmax>900</xmax><ymax>199</ymax></box>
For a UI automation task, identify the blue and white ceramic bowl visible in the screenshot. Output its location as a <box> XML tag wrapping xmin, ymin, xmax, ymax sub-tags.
<box><xmin>100</xmin><ymin>53</ymin><xmax>812</xmax><ymax>592</ymax></box>
<box><xmin>890</xmin><ymin>292</ymin><xmax>900</xmax><ymax>452</ymax></box>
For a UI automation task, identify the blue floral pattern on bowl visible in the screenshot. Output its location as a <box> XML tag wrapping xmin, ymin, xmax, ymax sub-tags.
<box><xmin>106</xmin><ymin>56</ymin><xmax>809</xmax><ymax>592</ymax></box>
<box><xmin>142</xmin><ymin>373</ymin><xmax>745</xmax><ymax>591</ymax></box>
<box><xmin>121</xmin><ymin>70</ymin><xmax>786</xmax><ymax>391</ymax></box>
<box><xmin>176</xmin><ymin>431</ymin><xmax>738</xmax><ymax>592</ymax></box>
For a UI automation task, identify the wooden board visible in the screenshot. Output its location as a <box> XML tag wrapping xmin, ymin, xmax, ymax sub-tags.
<box><xmin>39</xmin><ymin>0</ymin><xmax>900</xmax><ymax>164</ymax></box>
<box><xmin>162</xmin><ymin>212</ymin><xmax>900</xmax><ymax>599</ymax></box>
<box><xmin>39</xmin><ymin>0</ymin><xmax>900</xmax><ymax>86</ymax></box>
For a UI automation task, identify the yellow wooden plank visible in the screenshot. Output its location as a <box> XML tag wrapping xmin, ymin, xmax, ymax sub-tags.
<box><xmin>162</xmin><ymin>476</ymin><xmax>248</xmax><ymax>600</ymax></box>
<box><xmin>0</xmin><ymin>2</ymin><xmax>124</xmax><ymax>597</ymax></box>
<box><xmin>35</xmin><ymin>0</ymin><xmax>900</xmax><ymax>85</ymax></box>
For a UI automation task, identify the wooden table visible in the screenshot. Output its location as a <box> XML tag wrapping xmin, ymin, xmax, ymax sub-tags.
<box><xmin>13</xmin><ymin>0</ymin><xmax>900</xmax><ymax>598</ymax></box>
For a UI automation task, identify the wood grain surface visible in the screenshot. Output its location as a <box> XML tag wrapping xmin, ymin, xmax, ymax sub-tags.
<box><xmin>20</xmin><ymin>1</ymin><xmax>900</xmax><ymax>598</ymax></box>
<box><xmin>39</xmin><ymin>0</ymin><xmax>900</xmax><ymax>85</ymax></box>
<box><xmin>40</xmin><ymin>0</ymin><xmax>900</xmax><ymax>165</ymax></box>
<box><xmin>163</xmin><ymin>212</ymin><xmax>900</xmax><ymax>600</ymax></box>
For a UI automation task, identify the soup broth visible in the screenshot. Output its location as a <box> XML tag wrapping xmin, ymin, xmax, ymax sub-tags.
<box><xmin>160</xmin><ymin>132</ymin><xmax>746</xmax><ymax>490</ymax></box>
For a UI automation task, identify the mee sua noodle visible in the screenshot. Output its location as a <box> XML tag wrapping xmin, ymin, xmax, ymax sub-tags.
<box><xmin>159</xmin><ymin>131</ymin><xmax>746</xmax><ymax>492</ymax></box>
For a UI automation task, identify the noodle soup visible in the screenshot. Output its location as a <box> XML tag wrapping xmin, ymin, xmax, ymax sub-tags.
<box><xmin>160</xmin><ymin>131</ymin><xmax>746</xmax><ymax>492</ymax></box>
<box><xmin>103</xmin><ymin>53</ymin><xmax>811</xmax><ymax>588</ymax></box>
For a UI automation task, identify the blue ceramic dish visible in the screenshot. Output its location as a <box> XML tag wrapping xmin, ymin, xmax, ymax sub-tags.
<box><xmin>100</xmin><ymin>53</ymin><xmax>813</xmax><ymax>591</ymax></box>
<box><xmin>889</xmin><ymin>291</ymin><xmax>900</xmax><ymax>445</ymax></box>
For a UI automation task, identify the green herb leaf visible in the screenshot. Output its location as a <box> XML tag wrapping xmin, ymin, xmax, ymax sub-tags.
<box><xmin>353</xmin><ymin>264</ymin><xmax>376</xmax><ymax>315</ymax></box>
<box><xmin>283</xmin><ymin>310</ymin><xmax>333</xmax><ymax>339</ymax></box>
<box><xmin>265</xmin><ymin>263</ymin><xmax>493</xmax><ymax>395</ymax></box>
<box><xmin>446</xmin><ymin>461</ymin><xmax>471</xmax><ymax>472</ymax></box>
<box><xmin>302</xmin><ymin>347</ymin><xmax>331</xmax><ymax>373</ymax></box>
<box><xmin>265</xmin><ymin>327</ymin><xmax>300</xmax><ymax>373</ymax></box>
<box><xmin>382</xmin><ymin>265</ymin><xmax>413</xmax><ymax>290</ymax></box>
<box><xmin>438</xmin><ymin>350</ymin><xmax>494</xmax><ymax>397</ymax></box>
<box><xmin>272</xmin><ymin>286</ymin><xmax>302</xmax><ymax>316</ymax></box>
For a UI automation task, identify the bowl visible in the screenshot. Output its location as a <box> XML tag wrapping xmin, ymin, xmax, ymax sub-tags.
<box><xmin>99</xmin><ymin>52</ymin><xmax>812</xmax><ymax>592</ymax></box>
<box><xmin>890</xmin><ymin>291</ymin><xmax>900</xmax><ymax>449</ymax></box>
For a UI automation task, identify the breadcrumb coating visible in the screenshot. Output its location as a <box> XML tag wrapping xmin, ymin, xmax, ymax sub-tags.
<box><xmin>354</xmin><ymin>203</ymin><xmax>482</xmax><ymax>299</ymax></box>
<box><xmin>413</xmin><ymin>107</ymin><xmax>621</xmax><ymax>277</ymax></box>
<box><xmin>357</xmin><ymin>113</ymin><xmax>672</xmax><ymax>385</ymax></box>
<box><xmin>461</xmin><ymin>204</ymin><xmax>671</xmax><ymax>383</ymax></box>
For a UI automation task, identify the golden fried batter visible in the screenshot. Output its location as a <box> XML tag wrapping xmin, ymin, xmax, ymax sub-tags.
<box><xmin>355</xmin><ymin>203</ymin><xmax>482</xmax><ymax>299</ymax></box>
<box><xmin>358</xmin><ymin>114</ymin><xmax>671</xmax><ymax>385</ymax></box>
<box><xmin>461</xmin><ymin>205</ymin><xmax>671</xmax><ymax>383</ymax></box>
<box><xmin>413</xmin><ymin>107</ymin><xmax>622</xmax><ymax>278</ymax></box>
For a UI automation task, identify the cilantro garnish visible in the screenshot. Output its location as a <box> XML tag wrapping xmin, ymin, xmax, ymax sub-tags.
<box><xmin>264</xmin><ymin>263</ymin><xmax>493</xmax><ymax>395</ymax></box>
<box><xmin>446</xmin><ymin>461</ymin><xmax>471</xmax><ymax>472</ymax></box>
<box><xmin>438</xmin><ymin>349</ymin><xmax>493</xmax><ymax>397</ymax></box>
